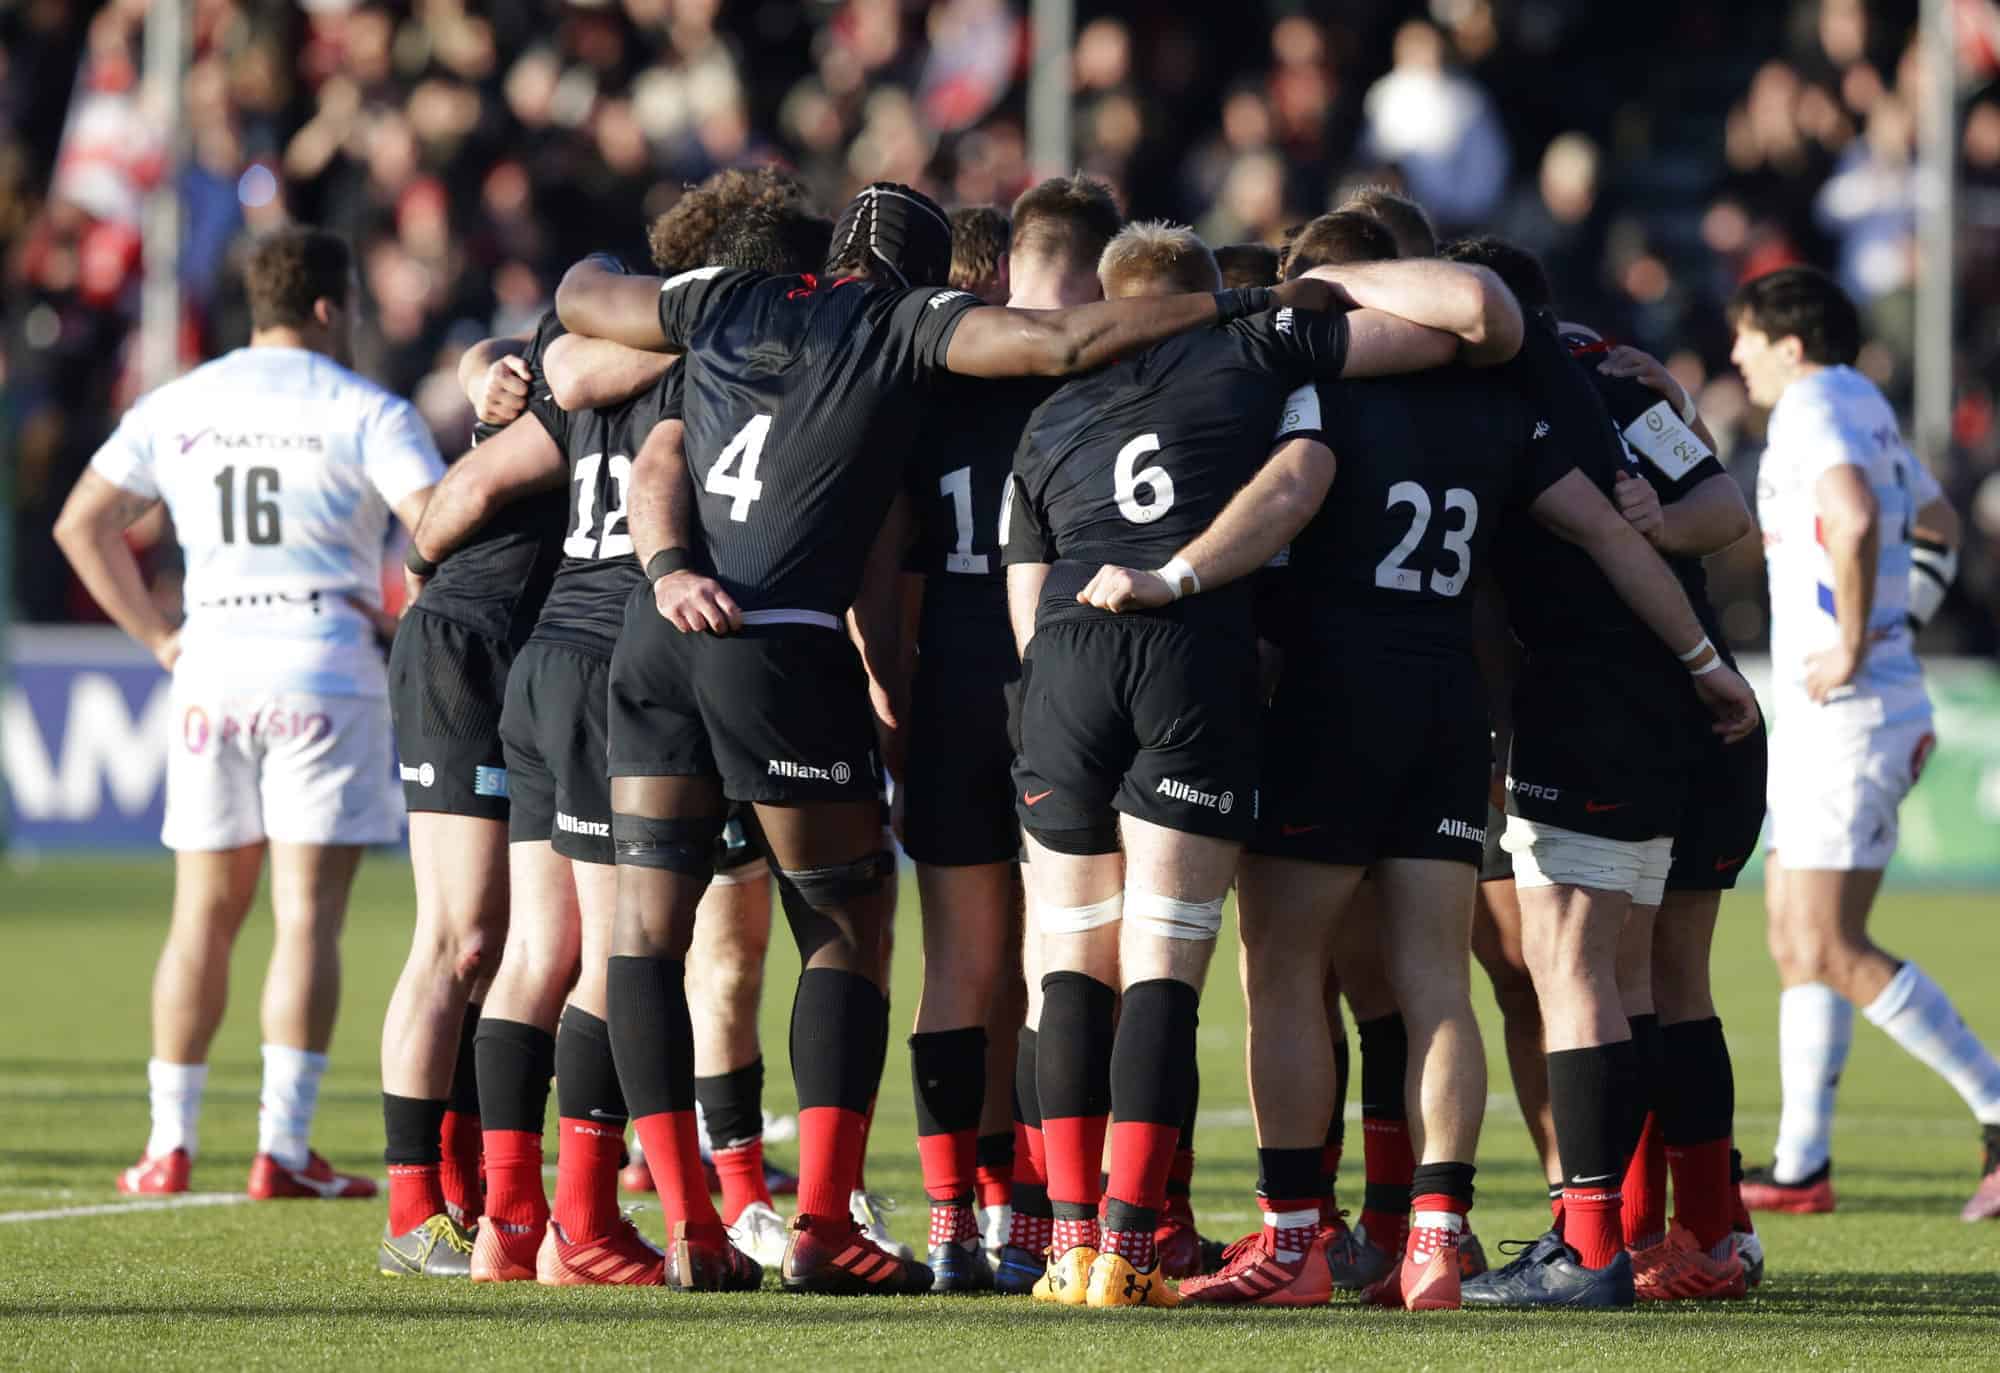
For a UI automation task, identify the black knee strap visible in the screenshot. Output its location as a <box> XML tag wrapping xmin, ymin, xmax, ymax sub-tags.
<box><xmin>612</xmin><ymin>812</ymin><xmax>725</xmax><ymax>877</ymax></box>
<box><xmin>780</xmin><ymin>849</ymin><xmax>895</xmax><ymax>907</ymax></box>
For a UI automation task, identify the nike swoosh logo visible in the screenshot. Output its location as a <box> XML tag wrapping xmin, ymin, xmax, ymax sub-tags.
<box><xmin>1569</xmin><ymin>1172</ymin><xmax>1617</xmax><ymax>1184</ymax></box>
<box><xmin>287</xmin><ymin>1169</ymin><xmax>352</xmax><ymax>1198</ymax></box>
<box><xmin>1713</xmin><ymin>855</ymin><xmax>1745</xmax><ymax>872</ymax></box>
<box><xmin>588</xmin><ymin>1108</ymin><xmax>628</xmax><ymax>1122</ymax></box>
<box><xmin>1281</xmin><ymin>823</ymin><xmax>1324</xmax><ymax>836</ymax></box>
<box><xmin>1583</xmin><ymin>800</ymin><xmax>1631</xmax><ymax>813</ymax></box>
<box><xmin>1023</xmin><ymin>789</ymin><xmax>1052</xmax><ymax>806</ymax></box>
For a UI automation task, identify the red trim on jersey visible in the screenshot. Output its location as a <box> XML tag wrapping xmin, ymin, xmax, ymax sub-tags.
<box><xmin>785</xmin><ymin>273</ymin><xmax>820</xmax><ymax>300</ymax></box>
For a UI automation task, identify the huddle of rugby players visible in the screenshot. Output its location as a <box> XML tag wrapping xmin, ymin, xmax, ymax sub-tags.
<box><xmin>69</xmin><ymin>163</ymin><xmax>1997</xmax><ymax>1313</ymax></box>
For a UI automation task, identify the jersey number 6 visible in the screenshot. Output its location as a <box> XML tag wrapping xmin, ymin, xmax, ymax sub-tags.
<box><xmin>1115</xmin><ymin>433</ymin><xmax>1175</xmax><ymax>524</ymax></box>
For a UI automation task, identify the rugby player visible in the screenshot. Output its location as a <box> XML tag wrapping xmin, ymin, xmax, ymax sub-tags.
<box><xmin>373</xmin><ymin>327</ymin><xmax>561</xmax><ymax>1270</ymax></box>
<box><xmin>1726</xmin><ymin>267</ymin><xmax>2000</xmax><ymax>1222</ymax></box>
<box><xmin>900</xmin><ymin>182</ymin><xmax>1123</xmax><ymax>1292</ymax></box>
<box><xmin>1575</xmin><ymin>330</ymin><xmax>1768</xmax><ymax>1293</ymax></box>
<box><xmin>1008</xmin><ymin>222</ymin><xmax>1514</xmax><ymax>1309</ymax></box>
<box><xmin>1401</xmin><ymin>237</ymin><xmax>1758</xmax><ymax>1308</ymax></box>
<box><xmin>58</xmin><ymin>227</ymin><xmax>441</xmax><ymax>1203</ymax></box>
<box><xmin>553</xmin><ymin>181</ymin><xmax>1332</xmax><ymax>1294</ymax></box>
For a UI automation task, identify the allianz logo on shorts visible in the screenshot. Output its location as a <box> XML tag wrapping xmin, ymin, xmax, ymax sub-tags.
<box><xmin>557</xmin><ymin>811</ymin><xmax>610</xmax><ymax>838</ymax></box>
<box><xmin>768</xmin><ymin>759</ymin><xmax>853</xmax><ymax>784</ymax></box>
<box><xmin>1157</xmin><ymin>777</ymin><xmax>1233</xmax><ymax>814</ymax></box>
<box><xmin>1437</xmin><ymin>818</ymin><xmax>1487</xmax><ymax>843</ymax></box>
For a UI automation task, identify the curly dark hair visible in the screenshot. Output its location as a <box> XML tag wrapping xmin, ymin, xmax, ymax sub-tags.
<box><xmin>647</xmin><ymin>167</ymin><xmax>812</xmax><ymax>273</ymax></box>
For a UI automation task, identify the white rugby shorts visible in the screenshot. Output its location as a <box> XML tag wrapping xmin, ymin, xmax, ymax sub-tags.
<box><xmin>1766</xmin><ymin>707</ymin><xmax>1934</xmax><ymax>871</ymax></box>
<box><xmin>162</xmin><ymin>683</ymin><xmax>402</xmax><ymax>851</ymax></box>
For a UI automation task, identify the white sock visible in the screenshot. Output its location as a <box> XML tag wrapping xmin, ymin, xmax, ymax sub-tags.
<box><xmin>145</xmin><ymin>1059</ymin><xmax>208</xmax><ymax>1160</ymax></box>
<box><xmin>1773</xmin><ymin>982</ymin><xmax>1852</xmax><ymax>1182</ymax></box>
<box><xmin>257</xmin><ymin>1044</ymin><xmax>329</xmax><ymax>1170</ymax></box>
<box><xmin>1864</xmin><ymin>962</ymin><xmax>2000</xmax><ymax>1124</ymax></box>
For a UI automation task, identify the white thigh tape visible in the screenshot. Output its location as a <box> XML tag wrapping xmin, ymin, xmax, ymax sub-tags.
<box><xmin>1502</xmin><ymin>815</ymin><xmax>1657</xmax><ymax>897</ymax></box>
<box><xmin>1038</xmin><ymin>893</ymin><xmax>1124</xmax><ymax>934</ymax></box>
<box><xmin>1125</xmin><ymin>889</ymin><xmax>1224</xmax><ymax>940</ymax></box>
<box><xmin>1631</xmin><ymin>836</ymin><xmax>1676</xmax><ymax>907</ymax></box>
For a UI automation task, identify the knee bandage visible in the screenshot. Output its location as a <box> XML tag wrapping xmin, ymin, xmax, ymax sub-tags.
<box><xmin>781</xmin><ymin>850</ymin><xmax>895</xmax><ymax>907</ymax></box>
<box><xmin>1038</xmin><ymin>892</ymin><xmax>1124</xmax><ymax>935</ymax></box>
<box><xmin>612</xmin><ymin>813</ymin><xmax>725</xmax><ymax>878</ymax></box>
<box><xmin>1502</xmin><ymin>815</ymin><xmax>1665</xmax><ymax>899</ymax></box>
<box><xmin>1126</xmin><ymin>889</ymin><xmax>1225</xmax><ymax>941</ymax></box>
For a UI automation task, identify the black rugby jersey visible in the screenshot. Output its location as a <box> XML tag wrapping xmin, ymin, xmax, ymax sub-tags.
<box><xmin>655</xmin><ymin>266</ymin><xmax>983</xmax><ymax>619</ymax></box>
<box><xmin>905</xmin><ymin>373</ymin><xmax>1056</xmax><ymax>657</ymax></box>
<box><xmin>416</xmin><ymin>313</ymin><xmax>568</xmax><ymax>646</ymax></box>
<box><xmin>1585</xmin><ymin>368</ymin><xmax>1731</xmax><ymax>645</ymax></box>
<box><xmin>1003</xmin><ymin>308</ymin><xmax>1350</xmax><ymax>631</ymax></box>
<box><xmin>525</xmin><ymin>350</ymin><xmax>684</xmax><ymax>658</ymax></box>
<box><xmin>1272</xmin><ymin>363</ymin><xmax>1572</xmax><ymax>654</ymax></box>
<box><xmin>1490</xmin><ymin>323</ymin><xmax>1681</xmax><ymax>661</ymax></box>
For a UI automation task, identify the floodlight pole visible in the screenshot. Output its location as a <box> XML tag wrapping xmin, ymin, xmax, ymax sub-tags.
<box><xmin>1914</xmin><ymin>0</ymin><xmax>1957</xmax><ymax>467</ymax></box>
<box><xmin>1027</xmin><ymin>0</ymin><xmax>1074</xmax><ymax>178</ymax></box>
<box><xmin>140</xmin><ymin>0</ymin><xmax>190</xmax><ymax>393</ymax></box>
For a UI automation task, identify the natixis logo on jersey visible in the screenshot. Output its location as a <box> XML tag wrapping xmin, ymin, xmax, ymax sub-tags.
<box><xmin>768</xmin><ymin>758</ymin><xmax>853</xmax><ymax>784</ymax></box>
<box><xmin>175</xmin><ymin>430</ymin><xmax>325</xmax><ymax>454</ymax></box>
<box><xmin>1157</xmin><ymin>777</ymin><xmax>1233</xmax><ymax>813</ymax></box>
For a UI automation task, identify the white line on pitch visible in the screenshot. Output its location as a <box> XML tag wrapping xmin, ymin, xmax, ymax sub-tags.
<box><xmin>0</xmin><ymin>1193</ymin><xmax>254</xmax><ymax>1224</ymax></box>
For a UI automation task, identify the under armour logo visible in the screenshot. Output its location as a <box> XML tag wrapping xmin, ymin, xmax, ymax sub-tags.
<box><xmin>1124</xmin><ymin>1273</ymin><xmax>1151</xmax><ymax>1300</ymax></box>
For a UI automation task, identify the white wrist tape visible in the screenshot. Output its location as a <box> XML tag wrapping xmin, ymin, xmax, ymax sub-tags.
<box><xmin>1157</xmin><ymin>557</ymin><xmax>1200</xmax><ymax>601</ymax></box>
<box><xmin>1908</xmin><ymin>540</ymin><xmax>1957</xmax><ymax>627</ymax></box>
<box><xmin>1690</xmin><ymin>655</ymin><xmax>1725</xmax><ymax>677</ymax></box>
<box><xmin>1125</xmin><ymin>889</ymin><xmax>1224</xmax><ymax>940</ymax></box>
<box><xmin>1677</xmin><ymin>635</ymin><xmax>1715</xmax><ymax>664</ymax></box>
<box><xmin>1038</xmin><ymin>893</ymin><xmax>1124</xmax><ymax>935</ymax></box>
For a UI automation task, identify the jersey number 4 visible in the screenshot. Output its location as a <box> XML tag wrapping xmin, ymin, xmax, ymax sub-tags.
<box><xmin>564</xmin><ymin>452</ymin><xmax>633</xmax><ymax>559</ymax></box>
<box><xmin>705</xmin><ymin>415</ymin><xmax>772</xmax><ymax>522</ymax></box>
<box><xmin>214</xmin><ymin>464</ymin><xmax>282</xmax><ymax>545</ymax></box>
<box><xmin>1376</xmin><ymin>481</ymin><xmax>1479</xmax><ymax>596</ymax></box>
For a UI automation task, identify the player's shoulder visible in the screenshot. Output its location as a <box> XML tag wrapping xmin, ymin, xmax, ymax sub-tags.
<box><xmin>1770</xmin><ymin>365</ymin><xmax>1887</xmax><ymax>451</ymax></box>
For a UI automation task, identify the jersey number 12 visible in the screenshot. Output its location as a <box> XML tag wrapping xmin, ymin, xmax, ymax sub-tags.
<box><xmin>564</xmin><ymin>452</ymin><xmax>633</xmax><ymax>559</ymax></box>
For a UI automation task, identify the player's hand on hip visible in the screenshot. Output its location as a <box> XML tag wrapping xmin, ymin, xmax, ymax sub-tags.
<box><xmin>1614</xmin><ymin>469</ymin><xmax>1666</xmax><ymax>544</ymax></box>
<box><xmin>654</xmin><ymin>570</ymin><xmax>742</xmax><ymax>634</ymax></box>
<box><xmin>149</xmin><ymin>628</ymin><xmax>183</xmax><ymax>673</ymax></box>
<box><xmin>1077</xmin><ymin>564</ymin><xmax>1173</xmax><ymax>613</ymax></box>
<box><xmin>472</xmin><ymin>355</ymin><xmax>532</xmax><ymax>426</ymax></box>
<box><xmin>1803</xmin><ymin>645</ymin><xmax>1860</xmax><ymax>703</ymax></box>
<box><xmin>1694</xmin><ymin>663</ymin><xmax>1762</xmax><ymax>742</ymax></box>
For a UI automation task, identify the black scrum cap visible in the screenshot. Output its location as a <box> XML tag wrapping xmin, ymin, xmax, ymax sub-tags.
<box><xmin>828</xmin><ymin>182</ymin><xmax>953</xmax><ymax>288</ymax></box>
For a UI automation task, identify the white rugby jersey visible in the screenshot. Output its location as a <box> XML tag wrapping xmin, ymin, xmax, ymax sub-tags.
<box><xmin>89</xmin><ymin>346</ymin><xmax>444</xmax><ymax>696</ymax></box>
<box><xmin>1758</xmin><ymin>364</ymin><xmax>1938</xmax><ymax>725</ymax></box>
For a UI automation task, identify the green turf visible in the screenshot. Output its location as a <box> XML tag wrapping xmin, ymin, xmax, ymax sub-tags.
<box><xmin>3</xmin><ymin>857</ymin><xmax>1997</xmax><ymax>1369</ymax></box>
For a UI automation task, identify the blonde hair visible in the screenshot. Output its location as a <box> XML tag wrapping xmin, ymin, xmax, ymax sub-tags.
<box><xmin>1097</xmin><ymin>221</ymin><xmax>1220</xmax><ymax>298</ymax></box>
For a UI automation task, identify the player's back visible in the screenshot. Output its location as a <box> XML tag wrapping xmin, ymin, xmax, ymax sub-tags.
<box><xmin>1012</xmin><ymin>324</ymin><xmax>1306</xmax><ymax>633</ymax></box>
<box><xmin>95</xmin><ymin>345</ymin><xmax>442</xmax><ymax>695</ymax></box>
<box><xmin>661</xmin><ymin>268</ymin><xmax>981</xmax><ymax>619</ymax></box>
<box><xmin>1285</xmin><ymin>365</ymin><xmax>1544</xmax><ymax>654</ymax></box>
<box><xmin>1760</xmin><ymin>364</ymin><xmax>1933</xmax><ymax>720</ymax></box>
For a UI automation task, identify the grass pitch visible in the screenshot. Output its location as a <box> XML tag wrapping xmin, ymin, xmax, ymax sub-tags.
<box><xmin>3</xmin><ymin>857</ymin><xmax>1997</xmax><ymax>1369</ymax></box>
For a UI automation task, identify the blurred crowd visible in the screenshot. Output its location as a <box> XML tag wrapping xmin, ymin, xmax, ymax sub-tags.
<box><xmin>4</xmin><ymin>0</ymin><xmax>1999</xmax><ymax>654</ymax></box>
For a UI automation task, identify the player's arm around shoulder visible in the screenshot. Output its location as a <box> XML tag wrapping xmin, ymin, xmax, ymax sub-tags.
<box><xmin>544</xmin><ymin>335</ymin><xmax>675</xmax><ymax>412</ymax></box>
<box><xmin>403</xmin><ymin>413</ymin><xmax>563</xmax><ymax>602</ymax></box>
<box><xmin>1305</xmin><ymin>259</ymin><xmax>1523</xmax><ymax>367</ymax></box>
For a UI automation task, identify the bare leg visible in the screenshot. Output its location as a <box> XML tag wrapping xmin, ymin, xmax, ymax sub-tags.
<box><xmin>1375</xmin><ymin>858</ymin><xmax>1486</xmax><ymax>1166</ymax></box>
<box><xmin>475</xmin><ymin>841</ymin><xmax>579</xmax><ymax>1035</ymax></box>
<box><xmin>688</xmin><ymin>869</ymin><xmax>773</xmax><ymax>1077</ymax></box>
<box><xmin>381</xmin><ymin>813</ymin><xmax>508</xmax><ymax>1099</ymax></box>
<box><xmin>263</xmin><ymin>842</ymin><xmax>365</xmax><ymax>1052</ymax></box>
<box><xmin>1471</xmin><ymin>877</ymin><xmax>1558</xmax><ymax>1186</ymax></box>
<box><xmin>1237</xmin><ymin>856</ymin><xmax>1360</xmax><ymax>1149</ymax></box>
<box><xmin>154</xmin><ymin>845</ymin><xmax>265</xmax><ymax>1063</ymax></box>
